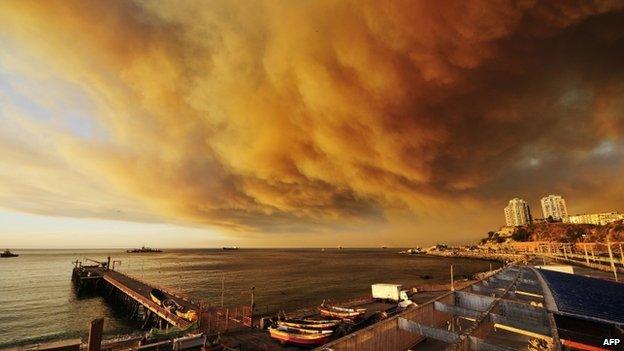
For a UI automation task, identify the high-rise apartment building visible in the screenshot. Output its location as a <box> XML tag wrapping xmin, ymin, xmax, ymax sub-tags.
<box><xmin>504</xmin><ymin>198</ymin><xmax>532</xmax><ymax>226</ymax></box>
<box><xmin>540</xmin><ymin>194</ymin><xmax>568</xmax><ymax>221</ymax></box>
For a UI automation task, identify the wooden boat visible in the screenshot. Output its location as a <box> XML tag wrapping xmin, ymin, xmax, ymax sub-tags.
<box><xmin>150</xmin><ymin>288</ymin><xmax>178</xmax><ymax>312</ymax></box>
<box><xmin>175</xmin><ymin>307</ymin><xmax>199</xmax><ymax>322</ymax></box>
<box><xmin>268</xmin><ymin>326</ymin><xmax>332</xmax><ymax>347</ymax></box>
<box><xmin>277</xmin><ymin>318</ymin><xmax>340</xmax><ymax>330</ymax></box>
<box><xmin>319</xmin><ymin>303</ymin><xmax>366</xmax><ymax>320</ymax></box>
<box><xmin>151</xmin><ymin>288</ymin><xmax>197</xmax><ymax>321</ymax></box>
<box><xmin>1</xmin><ymin>249</ymin><xmax>18</xmax><ymax>258</ymax></box>
<box><xmin>150</xmin><ymin>288</ymin><xmax>167</xmax><ymax>306</ymax></box>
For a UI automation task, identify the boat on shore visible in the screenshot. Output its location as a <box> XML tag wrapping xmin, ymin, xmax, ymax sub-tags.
<box><xmin>150</xmin><ymin>289</ymin><xmax>178</xmax><ymax>311</ymax></box>
<box><xmin>319</xmin><ymin>303</ymin><xmax>366</xmax><ymax>320</ymax></box>
<box><xmin>268</xmin><ymin>326</ymin><xmax>333</xmax><ymax>347</ymax></box>
<box><xmin>222</xmin><ymin>246</ymin><xmax>239</xmax><ymax>250</ymax></box>
<box><xmin>150</xmin><ymin>288</ymin><xmax>198</xmax><ymax>321</ymax></box>
<box><xmin>175</xmin><ymin>308</ymin><xmax>199</xmax><ymax>322</ymax></box>
<box><xmin>1</xmin><ymin>249</ymin><xmax>18</xmax><ymax>258</ymax></box>
<box><xmin>127</xmin><ymin>246</ymin><xmax>162</xmax><ymax>253</ymax></box>
<box><xmin>277</xmin><ymin>318</ymin><xmax>341</xmax><ymax>330</ymax></box>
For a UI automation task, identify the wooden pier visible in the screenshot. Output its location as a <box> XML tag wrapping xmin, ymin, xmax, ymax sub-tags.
<box><xmin>72</xmin><ymin>259</ymin><xmax>205</xmax><ymax>331</ymax></box>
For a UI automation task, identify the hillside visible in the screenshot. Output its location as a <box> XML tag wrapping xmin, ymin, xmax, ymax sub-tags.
<box><xmin>482</xmin><ymin>220</ymin><xmax>624</xmax><ymax>244</ymax></box>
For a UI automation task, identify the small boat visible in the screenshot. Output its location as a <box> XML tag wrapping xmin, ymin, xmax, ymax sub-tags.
<box><xmin>1</xmin><ymin>249</ymin><xmax>18</xmax><ymax>258</ymax></box>
<box><xmin>319</xmin><ymin>303</ymin><xmax>366</xmax><ymax>320</ymax></box>
<box><xmin>277</xmin><ymin>318</ymin><xmax>340</xmax><ymax>330</ymax></box>
<box><xmin>268</xmin><ymin>326</ymin><xmax>332</xmax><ymax>347</ymax></box>
<box><xmin>175</xmin><ymin>306</ymin><xmax>199</xmax><ymax>322</ymax></box>
<box><xmin>150</xmin><ymin>288</ymin><xmax>178</xmax><ymax>311</ymax></box>
<box><xmin>222</xmin><ymin>246</ymin><xmax>239</xmax><ymax>250</ymax></box>
<box><xmin>150</xmin><ymin>288</ymin><xmax>168</xmax><ymax>306</ymax></box>
<box><xmin>150</xmin><ymin>288</ymin><xmax>197</xmax><ymax>320</ymax></box>
<box><xmin>127</xmin><ymin>246</ymin><xmax>162</xmax><ymax>253</ymax></box>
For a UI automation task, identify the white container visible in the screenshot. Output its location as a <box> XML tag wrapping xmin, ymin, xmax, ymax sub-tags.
<box><xmin>372</xmin><ymin>283</ymin><xmax>407</xmax><ymax>301</ymax></box>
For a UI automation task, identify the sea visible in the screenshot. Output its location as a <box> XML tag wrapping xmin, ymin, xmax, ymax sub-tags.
<box><xmin>0</xmin><ymin>249</ymin><xmax>501</xmax><ymax>347</ymax></box>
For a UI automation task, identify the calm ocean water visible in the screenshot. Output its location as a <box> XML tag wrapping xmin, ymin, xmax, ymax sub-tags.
<box><xmin>0</xmin><ymin>249</ymin><xmax>500</xmax><ymax>347</ymax></box>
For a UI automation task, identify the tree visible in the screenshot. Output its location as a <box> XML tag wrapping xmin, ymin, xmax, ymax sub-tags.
<box><xmin>512</xmin><ymin>228</ymin><xmax>530</xmax><ymax>242</ymax></box>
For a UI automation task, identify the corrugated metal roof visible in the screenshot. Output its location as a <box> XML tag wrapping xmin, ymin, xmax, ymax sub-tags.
<box><xmin>538</xmin><ymin>269</ymin><xmax>624</xmax><ymax>324</ymax></box>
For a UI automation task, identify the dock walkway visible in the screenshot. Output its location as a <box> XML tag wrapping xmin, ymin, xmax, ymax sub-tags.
<box><xmin>102</xmin><ymin>270</ymin><xmax>193</xmax><ymax>329</ymax></box>
<box><xmin>72</xmin><ymin>264</ymin><xmax>196</xmax><ymax>329</ymax></box>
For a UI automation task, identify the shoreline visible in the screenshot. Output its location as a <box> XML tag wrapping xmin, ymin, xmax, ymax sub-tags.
<box><xmin>424</xmin><ymin>249</ymin><xmax>524</xmax><ymax>262</ymax></box>
<box><xmin>1</xmin><ymin>253</ymin><xmax>499</xmax><ymax>350</ymax></box>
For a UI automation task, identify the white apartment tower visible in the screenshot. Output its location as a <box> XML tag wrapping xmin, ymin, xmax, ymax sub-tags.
<box><xmin>504</xmin><ymin>198</ymin><xmax>532</xmax><ymax>226</ymax></box>
<box><xmin>541</xmin><ymin>194</ymin><xmax>568</xmax><ymax>221</ymax></box>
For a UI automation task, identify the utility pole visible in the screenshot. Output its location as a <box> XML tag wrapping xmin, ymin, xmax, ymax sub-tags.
<box><xmin>250</xmin><ymin>286</ymin><xmax>256</xmax><ymax>326</ymax></box>
<box><xmin>583</xmin><ymin>244</ymin><xmax>589</xmax><ymax>264</ymax></box>
<box><xmin>221</xmin><ymin>275</ymin><xmax>225</xmax><ymax>308</ymax></box>
<box><xmin>450</xmin><ymin>265</ymin><xmax>454</xmax><ymax>292</ymax></box>
<box><xmin>590</xmin><ymin>245</ymin><xmax>596</xmax><ymax>262</ymax></box>
<box><xmin>607</xmin><ymin>239</ymin><xmax>618</xmax><ymax>282</ymax></box>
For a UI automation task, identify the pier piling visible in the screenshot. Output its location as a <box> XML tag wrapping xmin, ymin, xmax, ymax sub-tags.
<box><xmin>87</xmin><ymin>318</ymin><xmax>104</xmax><ymax>351</ymax></box>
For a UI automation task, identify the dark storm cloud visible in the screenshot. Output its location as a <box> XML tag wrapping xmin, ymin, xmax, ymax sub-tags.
<box><xmin>1</xmin><ymin>0</ymin><xmax>623</xmax><ymax>235</ymax></box>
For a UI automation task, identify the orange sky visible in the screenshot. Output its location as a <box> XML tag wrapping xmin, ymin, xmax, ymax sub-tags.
<box><xmin>1</xmin><ymin>1</ymin><xmax>624</xmax><ymax>248</ymax></box>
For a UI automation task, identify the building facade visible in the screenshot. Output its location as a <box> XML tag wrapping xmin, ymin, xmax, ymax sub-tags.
<box><xmin>540</xmin><ymin>194</ymin><xmax>568</xmax><ymax>221</ymax></box>
<box><xmin>566</xmin><ymin>212</ymin><xmax>624</xmax><ymax>225</ymax></box>
<box><xmin>504</xmin><ymin>198</ymin><xmax>532</xmax><ymax>226</ymax></box>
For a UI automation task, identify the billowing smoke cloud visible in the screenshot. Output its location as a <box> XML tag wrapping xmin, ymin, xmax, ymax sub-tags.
<box><xmin>1</xmin><ymin>0</ymin><xmax>624</xmax><ymax>239</ymax></box>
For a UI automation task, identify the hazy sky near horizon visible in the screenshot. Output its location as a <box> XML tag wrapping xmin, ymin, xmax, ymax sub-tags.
<box><xmin>2</xmin><ymin>1</ymin><xmax>624</xmax><ymax>248</ymax></box>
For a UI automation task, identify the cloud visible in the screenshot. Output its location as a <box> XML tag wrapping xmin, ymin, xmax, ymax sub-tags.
<box><xmin>1</xmin><ymin>0</ymin><xmax>624</xmax><ymax>240</ymax></box>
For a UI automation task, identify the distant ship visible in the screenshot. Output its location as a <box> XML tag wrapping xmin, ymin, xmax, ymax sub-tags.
<box><xmin>127</xmin><ymin>246</ymin><xmax>163</xmax><ymax>253</ymax></box>
<box><xmin>222</xmin><ymin>246</ymin><xmax>239</xmax><ymax>250</ymax></box>
<box><xmin>1</xmin><ymin>249</ymin><xmax>18</xmax><ymax>258</ymax></box>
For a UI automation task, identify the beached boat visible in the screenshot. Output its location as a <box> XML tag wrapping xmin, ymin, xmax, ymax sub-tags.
<box><xmin>268</xmin><ymin>326</ymin><xmax>332</xmax><ymax>347</ymax></box>
<box><xmin>175</xmin><ymin>306</ymin><xmax>199</xmax><ymax>322</ymax></box>
<box><xmin>150</xmin><ymin>288</ymin><xmax>167</xmax><ymax>306</ymax></box>
<box><xmin>150</xmin><ymin>288</ymin><xmax>197</xmax><ymax>320</ymax></box>
<box><xmin>150</xmin><ymin>289</ymin><xmax>178</xmax><ymax>311</ymax></box>
<box><xmin>1</xmin><ymin>249</ymin><xmax>18</xmax><ymax>258</ymax></box>
<box><xmin>319</xmin><ymin>303</ymin><xmax>366</xmax><ymax>320</ymax></box>
<box><xmin>277</xmin><ymin>318</ymin><xmax>340</xmax><ymax>330</ymax></box>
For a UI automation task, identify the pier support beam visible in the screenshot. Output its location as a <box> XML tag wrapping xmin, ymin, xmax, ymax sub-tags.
<box><xmin>87</xmin><ymin>318</ymin><xmax>104</xmax><ymax>351</ymax></box>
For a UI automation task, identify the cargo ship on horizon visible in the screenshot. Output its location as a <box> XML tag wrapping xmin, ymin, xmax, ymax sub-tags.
<box><xmin>126</xmin><ymin>246</ymin><xmax>162</xmax><ymax>253</ymax></box>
